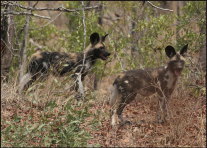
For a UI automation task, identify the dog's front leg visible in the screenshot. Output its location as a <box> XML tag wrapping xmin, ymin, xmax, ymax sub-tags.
<box><xmin>157</xmin><ymin>96</ymin><xmax>168</xmax><ymax>124</ymax></box>
<box><xmin>59</xmin><ymin>62</ymin><xmax>75</xmax><ymax>76</ymax></box>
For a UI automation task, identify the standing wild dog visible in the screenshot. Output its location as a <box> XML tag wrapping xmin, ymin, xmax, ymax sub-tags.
<box><xmin>109</xmin><ymin>44</ymin><xmax>188</xmax><ymax>126</ymax></box>
<box><xmin>18</xmin><ymin>32</ymin><xmax>110</xmax><ymax>96</ymax></box>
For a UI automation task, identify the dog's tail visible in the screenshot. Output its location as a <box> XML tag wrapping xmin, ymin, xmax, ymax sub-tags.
<box><xmin>109</xmin><ymin>83</ymin><xmax>121</xmax><ymax>107</ymax></box>
<box><xmin>18</xmin><ymin>73</ymin><xmax>32</xmax><ymax>93</ymax></box>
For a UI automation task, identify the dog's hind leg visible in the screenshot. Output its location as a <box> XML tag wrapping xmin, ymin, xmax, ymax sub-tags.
<box><xmin>110</xmin><ymin>84</ymin><xmax>137</xmax><ymax>126</ymax></box>
<box><xmin>109</xmin><ymin>84</ymin><xmax>122</xmax><ymax>126</ymax></box>
<box><xmin>109</xmin><ymin>84</ymin><xmax>120</xmax><ymax>106</ymax></box>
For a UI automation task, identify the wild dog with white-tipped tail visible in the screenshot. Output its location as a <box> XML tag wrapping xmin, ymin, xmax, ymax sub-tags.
<box><xmin>109</xmin><ymin>44</ymin><xmax>188</xmax><ymax>126</ymax></box>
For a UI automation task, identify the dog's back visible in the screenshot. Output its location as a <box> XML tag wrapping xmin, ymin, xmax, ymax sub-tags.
<box><xmin>112</xmin><ymin>68</ymin><xmax>165</xmax><ymax>98</ymax></box>
<box><xmin>18</xmin><ymin>50</ymin><xmax>77</xmax><ymax>93</ymax></box>
<box><xmin>28</xmin><ymin>51</ymin><xmax>77</xmax><ymax>75</ymax></box>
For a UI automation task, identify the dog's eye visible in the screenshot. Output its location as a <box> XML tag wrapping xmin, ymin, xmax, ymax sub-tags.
<box><xmin>99</xmin><ymin>47</ymin><xmax>104</xmax><ymax>50</ymax></box>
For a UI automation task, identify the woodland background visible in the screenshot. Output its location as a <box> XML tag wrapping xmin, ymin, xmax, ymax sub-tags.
<box><xmin>1</xmin><ymin>1</ymin><xmax>206</xmax><ymax>147</ymax></box>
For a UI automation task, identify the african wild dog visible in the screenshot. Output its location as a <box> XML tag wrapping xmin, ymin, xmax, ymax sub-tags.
<box><xmin>18</xmin><ymin>32</ymin><xmax>110</xmax><ymax>96</ymax></box>
<box><xmin>109</xmin><ymin>44</ymin><xmax>188</xmax><ymax>126</ymax></box>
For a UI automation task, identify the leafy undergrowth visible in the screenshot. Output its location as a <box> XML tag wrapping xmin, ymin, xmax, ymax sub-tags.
<box><xmin>1</xmin><ymin>98</ymin><xmax>92</xmax><ymax>147</ymax></box>
<box><xmin>1</xmin><ymin>74</ymin><xmax>206</xmax><ymax>147</ymax></box>
<box><xmin>1</xmin><ymin>78</ymin><xmax>93</xmax><ymax>147</ymax></box>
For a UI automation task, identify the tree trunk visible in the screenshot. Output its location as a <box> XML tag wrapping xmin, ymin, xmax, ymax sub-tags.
<box><xmin>199</xmin><ymin>24</ymin><xmax>206</xmax><ymax>71</ymax></box>
<box><xmin>1</xmin><ymin>5</ymin><xmax>15</xmax><ymax>82</ymax></box>
<box><xmin>130</xmin><ymin>6</ymin><xmax>139</xmax><ymax>59</ymax></box>
<box><xmin>18</xmin><ymin>2</ymin><xmax>31</xmax><ymax>82</ymax></box>
<box><xmin>131</xmin><ymin>2</ymin><xmax>145</xmax><ymax>61</ymax></box>
<box><xmin>167</xmin><ymin>1</ymin><xmax>178</xmax><ymax>43</ymax></box>
<box><xmin>199</xmin><ymin>40</ymin><xmax>206</xmax><ymax>71</ymax></box>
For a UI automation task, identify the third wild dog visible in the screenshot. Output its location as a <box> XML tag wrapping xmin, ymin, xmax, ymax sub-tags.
<box><xmin>109</xmin><ymin>44</ymin><xmax>188</xmax><ymax>126</ymax></box>
<box><xmin>18</xmin><ymin>32</ymin><xmax>110</xmax><ymax>97</ymax></box>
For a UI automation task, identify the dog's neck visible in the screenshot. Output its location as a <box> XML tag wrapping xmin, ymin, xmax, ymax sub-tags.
<box><xmin>84</xmin><ymin>48</ymin><xmax>98</xmax><ymax>65</ymax></box>
<box><xmin>158</xmin><ymin>65</ymin><xmax>179</xmax><ymax>91</ymax></box>
<box><xmin>75</xmin><ymin>48</ymin><xmax>97</xmax><ymax>70</ymax></box>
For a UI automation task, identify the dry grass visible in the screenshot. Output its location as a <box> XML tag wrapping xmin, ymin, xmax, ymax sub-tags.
<box><xmin>83</xmin><ymin>72</ymin><xmax>206</xmax><ymax>147</ymax></box>
<box><xmin>1</xmin><ymin>59</ymin><xmax>206</xmax><ymax>147</ymax></box>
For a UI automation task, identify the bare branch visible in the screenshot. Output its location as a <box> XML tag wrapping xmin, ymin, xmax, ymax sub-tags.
<box><xmin>29</xmin><ymin>38</ymin><xmax>44</xmax><ymax>49</ymax></box>
<box><xmin>147</xmin><ymin>1</ymin><xmax>174</xmax><ymax>12</ymax></box>
<box><xmin>75</xmin><ymin>1</ymin><xmax>87</xmax><ymax>100</ymax></box>
<box><xmin>82</xmin><ymin>1</ymin><xmax>86</xmax><ymax>49</ymax></box>
<box><xmin>30</xmin><ymin>12</ymin><xmax>63</xmax><ymax>30</ymax></box>
<box><xmin>1</xmin><ymin>1</ymin><xmax>100</xmax><ymax>13</ymax></box>
<box><xmin>2</xmin><ymin>11</ymin><xmax>51</xmax><ymax>19</ymax></box>
<box><xmin>1</xmin><ymin>39</ymin><xmax>18</xmax><ymax>57</ymax></box>
<box><xmin>32</xmin><ymin>1</ymin><xmax>39</xmax><ymax>8</ymax></box>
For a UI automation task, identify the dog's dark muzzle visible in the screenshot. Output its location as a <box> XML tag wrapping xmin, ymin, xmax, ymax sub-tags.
<box><xmin>174</xmin><ymin>68</ymin><xmax>183</xmax><ymax>76</ymax></box>
<box><xmin>100</xmin><ymin>52</ymin><xmax>111</xmax><ymax>60</ymax></box>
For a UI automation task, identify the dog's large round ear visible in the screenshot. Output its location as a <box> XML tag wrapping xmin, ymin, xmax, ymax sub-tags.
<box><xmin>180</xmin><ymin>44</ymin><xmax>188</xmax><ymax>56</ymax></box>
<box><xmin>90</xmin><ymin>32</ymin><xmax>100</xmax><ymax>45</ymax></box>
<box><xmin>165</xmin><ymin>45</ymin><xmax>176</xmax><ymax>58</ymax></box>
<box><xmin>101</xmin><ymin>34</ymin><xmax>109</xmax><ymax>42</ymax></box>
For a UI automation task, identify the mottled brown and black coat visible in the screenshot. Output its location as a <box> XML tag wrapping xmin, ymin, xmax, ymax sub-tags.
<box><xmin>109</xmin><ymin>44</ymin><xmax>188</xmax><ymax>126</ymax></box>
<box><xmin>18</xmin><ymin>32</ymin><xmax>110</xmax><ymax>94</ymax></box>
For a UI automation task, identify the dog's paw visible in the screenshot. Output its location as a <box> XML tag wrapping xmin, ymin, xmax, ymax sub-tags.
<box><xmin>156</xmin><ymin>115</ymin><xmax>167</xmax><ymax>125</ymax></box>
<box><xmin>120</xmin><ymin>120</ymin><xmax>131</xmax><ymax>126</ymax></box>
<box><xmin>74</xmin><ymin>94</ymin><xmax>84</xmax><ymax>101</ymax></box>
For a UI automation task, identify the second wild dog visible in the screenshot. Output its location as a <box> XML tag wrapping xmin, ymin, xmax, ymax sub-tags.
<box><xmin>109</xmin><ymin>44</ymin><xmax>188</xmax><ymax>126</ymax></box>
